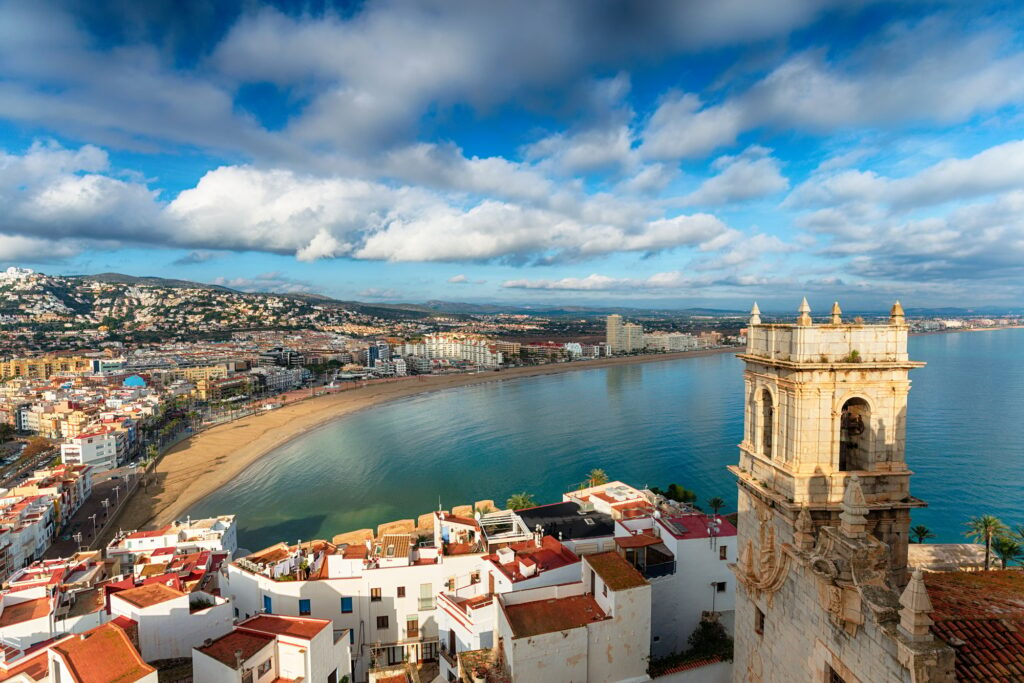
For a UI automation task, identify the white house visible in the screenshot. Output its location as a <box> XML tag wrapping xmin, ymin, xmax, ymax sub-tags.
<box><xmin>48</xmin><ymin>622</ymin><xmax>157</xmax><ymax>683</ymax></box>
<box><xmin>109</xmin><ymin>582</ymin><xmax>233</xmax><ymax>661</ymax></box>
<box><xmin>193</xmin><ymin>614</ymin><xmax>352</xmax><ymax>683</ymax></box>
<box><xmin>60</xmin><ymin>428</ymin><xmax>122</xmax><ymax>472</ymax></box>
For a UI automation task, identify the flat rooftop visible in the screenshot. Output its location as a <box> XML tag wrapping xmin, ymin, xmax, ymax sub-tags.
<box><xmin>504</xmin><ymin>594</ymin><xmax>607</xmax><ymax>638</ymax></box>
<box><xmin>515</xmin><ymin>502</ymin><xmax>614</xmax><ymax>540</ymax></box>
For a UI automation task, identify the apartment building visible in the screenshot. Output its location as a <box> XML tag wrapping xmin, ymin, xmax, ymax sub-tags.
<box><xmin>60</xmin><ymin>427</ymin><xmax>123</xmax><ymax>472</ymax></box>
<box><xmin>106</xmin><ymin>515</ymin><xmax>238</xmax><ymax>567</ymax></box>
<box><xmin>422</xmin><ymin>334</ymin><xmax>504</xmax><ymax>368</ymax></box>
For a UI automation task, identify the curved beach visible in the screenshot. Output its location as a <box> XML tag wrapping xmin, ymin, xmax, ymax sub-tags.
<box><xmin>113</xmin><ymin>348</ymin><xmax>738</xmax><ymax>535</ymax></box>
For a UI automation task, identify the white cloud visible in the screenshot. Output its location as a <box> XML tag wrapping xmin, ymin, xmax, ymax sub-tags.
<box><xmin>448</xmin><ymin>274</ymin><xmax>469</xmax><ymax>283</ymax></box>
<box><xmin>502</xmin><ymin>271</ymin><xmax>693</xmax><ymax>291</ymax></box>
<box><xmin>683</xmin><ymin>146</ymin><xmax>789</xmax><ymax>205</ymax></box>
<box><xmin>211</xmin><ymin>272</ymin><xmax>313</xmax><ymax>294</ymax></box>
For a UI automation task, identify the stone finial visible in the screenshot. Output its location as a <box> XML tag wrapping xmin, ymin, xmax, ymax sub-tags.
<box><xmin>839</xmin><ymin>475</ymin><xmax>869</xmax><ymax>539</ymax></box>
<box><xmin>749</xmin><ymin>302</ymin><xmax>762</xmax><ymax>326</ymax></box>
<box><xmin>890</xmin><ymin>300</ymin><xmax>906</xmax><ymax>325</ymax></box>
<box><xmin>899</xmin><ymin>569</ymin><xmax>934</xmax><ymax>641</ymax></box>
<box><xmin>796</xmin><ymin>297</ymin><xmax>812</xmax><ymax>326</ymax></box>
<box><xmin>794</xmin><ymin>506</ymin><xmax>815</xmax><ymax>551</ymax></box>
<box><xmin>830</xmin><ymin>301</ymin><xmax>842</xmax><ymax>325</ymax></box>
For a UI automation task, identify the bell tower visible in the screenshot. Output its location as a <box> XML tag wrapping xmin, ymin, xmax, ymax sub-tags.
<box><xmin>730</xmin><ymin>298</ymin><xmax>925</xmax><ymax>587</ymax></box>
<box><xmin>729</xmin><ymin>300</ymin><xmax>954</xmax><ymax>683</ymax></box>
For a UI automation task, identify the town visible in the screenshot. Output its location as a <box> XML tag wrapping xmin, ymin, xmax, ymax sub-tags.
<box><xmin>0</xmin><ymin>303</ymin><xmax>1018</xmax><ymax>682</ymax></box>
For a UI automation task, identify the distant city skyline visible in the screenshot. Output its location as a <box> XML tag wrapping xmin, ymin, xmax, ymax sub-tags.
<box><xmin>1</xmin><ymin>1</ymin><xmax>1023</xmax><ymax>308</ymax></box>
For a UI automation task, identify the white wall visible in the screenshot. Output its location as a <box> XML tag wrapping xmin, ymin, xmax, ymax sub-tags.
<box><xmin>110</xmin><ymin>592</ymin><xmax>234</xmax><ymax>662</ymax></box>
<box><xmin>654</xmin><ymin>659</ymin><xmax>732</xmax><ymax>683</ymax></box>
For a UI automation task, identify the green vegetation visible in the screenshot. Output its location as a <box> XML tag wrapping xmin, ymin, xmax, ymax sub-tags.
<box><xmin>965</xmin><ymin>514</ymin><xmax>1008</xmax><ymax>570</ymax></box>
<box><xmin>506</xmin><ymin>493</ymin><xmax>536</xmax><ymax>511</ymax></box>
<box><xmin>588</xmin><ymin>468</ymin><xmax>609</xmax><ymax>487</ymax></box>
<box><xmin>651</xmin><ymin>483</ymin><xmax>698</xmax><ymax>506</ymax></box>
<box><xmin>707</xmin><ymin>497</ymin><xmax>725</xmax><ymax>514</ymax></box>
<box><xmin>992</xmin><ymin>536</ymin><xmax>1023</xmax><ymax>569</ymax></box>
<box><xmin>21</xmin><ymin>436</ymin><xmax>50</xmax><ymax>460</ymax></box>
<box><xmin>648</xmin><ymin>618</ymin><xmax>733</xmax><ymax>677</ymax></box>
<box><xmin>910</xmin><ymin>525</ymin><xmax>934</xmax><ymax>543</ymax></box>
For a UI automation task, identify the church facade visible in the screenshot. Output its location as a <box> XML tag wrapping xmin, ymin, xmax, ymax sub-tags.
<box><xmin>730</xmin><ymin>300</ymin><xmax>956</xmax><ymax>682</ymax></box>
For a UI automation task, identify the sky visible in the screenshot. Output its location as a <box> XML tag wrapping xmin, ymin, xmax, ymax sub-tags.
<box><xmin>1</xmin><ymin>0</ymin><xmax>1023</xmax><ymax>311</ymax></box>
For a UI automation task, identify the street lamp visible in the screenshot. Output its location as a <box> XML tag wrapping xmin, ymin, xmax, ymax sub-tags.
<box><xmin>73</xmin><ymin>532</ymin><xmax>82</xmax><ymax>552</ymax></box>
<box><xmin>113</xmin><ymin>485</ymin><xmax>121</xmax><ymax>506</ymax></box>
<box><xmin>101</xmin><ymin>499</ymin><xmax>110</xmax><ymax>519</ymax></box>
<box><xmin>89</xmin><ymin>513</ymin><xmax>97</xmax><ymax>539</ymax></box>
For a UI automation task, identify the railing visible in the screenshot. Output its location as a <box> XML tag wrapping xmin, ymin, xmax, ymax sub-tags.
<box><xmin>643</xmin><ymin>560</ymin><xmax>676</xmax><ymax>579</ymax></box>
<box><xmin>418</xmin><ymin>597</ymin><xmax>435</xmax><ymax>610</ymax></box>
<box><xmin>440</xmin><ymin>645</ymin><xmax>457</xmax><ymax>667</ymax></box>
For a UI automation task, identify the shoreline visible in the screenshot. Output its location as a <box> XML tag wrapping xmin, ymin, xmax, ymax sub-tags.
<box><xmin>114</xmin><ymin>346</ymin><xmax>739</xmax><ymax>534</ymax></box>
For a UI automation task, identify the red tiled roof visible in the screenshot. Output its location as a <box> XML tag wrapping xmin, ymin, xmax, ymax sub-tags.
<box><xmin>489</xmin><ymin>536</ymin><xmax>579</xmax><ymax>582</ymax></box>
<box><xmin>0</xmin><ymin>597</ymin><xmax>50</xmax><ymax>627</ymax></box>
<box><xmin>198</xmin><ymin>630</ymin><xmax>274</xmax><ymax>669</ymax></box>
<box><xmin>586</xmin><ymin>551</ymin><xmax>648</xmax><ymax>591</ymax></box>
<box><xmin>125</xmin><ymin>526</ymin><xmax>171</xmax><ymax>539</ymax></box>
<box><xmin>615</xmin><ymin>533</ymin><xmax>662</xmax><ymax>549</ymax></box>
<box><xmin>654</xmin><ymin>655</ymin><xmax>723</xmax><ymax>677</ymax></box>
<box><xmin>0</xmin><ymin>648</ymin><xmax>49</xmax><ymax>682</ymax></box>
<box><xmin>113</xmin><ymin>582</ymin><xmax>184</xmax><ymax>609</ymax></box>
<box><xmin>503</xmin><ymin>594</ymin><xmax>607</xmax><ymax>638</ymax></box>
<box><xmin>239</xmin><ymin>614</ymin><xmax>329</xmax><ymax>640</ymax></box>
<box><xmin>50</xmin><ymin>623</ymin><xmax>155</xmax><ymax>683</ymax></box>
<box><xmin>925</xmin><ymin>570</ymin><xmax>1024</xmax><ymax>681</ymax></box>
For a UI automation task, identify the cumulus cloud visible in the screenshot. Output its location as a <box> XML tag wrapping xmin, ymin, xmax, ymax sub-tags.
<box><xmin>211</xmin><ymin>272</ymin><xmax>314</xmax><ymax>294</ymax></box>
<box><xmin>448</xmin><ymin>274</ymin><xmax>469</xmax><ymax>283</ymax></box>
<box><xmin>502</xmin><ymin>271</ymin><xmax>692</xmax><ymax>291</ymax></box>
<box><xmin>683</xmin><ymin>146</ymin><xmax>789</xmax><ymax>205</ymax></box>
<box><xmin>171</xmin><ymin>250</ymin><xmax>220</xmax><ymax>266</ymax></box>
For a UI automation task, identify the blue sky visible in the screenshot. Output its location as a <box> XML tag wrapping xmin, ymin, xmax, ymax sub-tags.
<box><xmin>1</xmin><ymin>1</ymin><xmax>1024</xmax><ymax>310</ymax></box>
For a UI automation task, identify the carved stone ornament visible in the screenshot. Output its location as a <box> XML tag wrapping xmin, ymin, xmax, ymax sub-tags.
<box><xmin>735</xmin><ymin>501</ymin><xmax>791</xmax><ymax>606</ymax></box>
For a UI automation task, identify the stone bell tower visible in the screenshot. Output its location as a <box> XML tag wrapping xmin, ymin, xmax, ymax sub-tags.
<box><xmin>730</xmin><ymin>300</ymin><xmax>953</xmax><ymax>683</ymax></box>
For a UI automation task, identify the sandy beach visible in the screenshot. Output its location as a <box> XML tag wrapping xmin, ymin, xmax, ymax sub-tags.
<box><xmin>112</xmin><ymin>347</ymin><xmax>738</xmax><ymax>535</ymax></box>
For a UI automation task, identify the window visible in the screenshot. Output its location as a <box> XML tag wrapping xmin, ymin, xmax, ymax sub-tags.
<box><xmin>716</xmin><ymin>581</ymin><xmax>727</xmax><ymax>593</ymax></box>
<box><xmin>340</xmin><ymin>597</ymin><xmax>353</xmax><ymax>613</ymax></box>
<box><xmin>447</xmin><ymin>577</ymin><xmax>455</xmax><ymax>592</ymax></box>
<box><xmin>760</xmin><ymin>389</ymin><xmax>774</xmax><ymax>459</ymax></box>
<box><xmin>349</xmin><ymin>629</ymin><xmax>355</xmax><ymax>644</ymax></box>
<box><xmin>263</xmin><ymin>595</ymin><xmax>272</xmax><ymax>613</ymax></box>
<box><xmin>407</xmin><ymin>615</ymin><xmax>419</xmax><ymax>638</ymax></box>
<box><xmin>839</xmin><ymin>398</ymin><xmax>870</xmax><ymax>471</ymax></box>
<box><xmin>755</xmin><ymin>607</ymin><xmax>765</xmax><ymax>635</ymax></box>
<box><xmin>242</xmin><ymin>671</ymin><xmax>253</xmax><ymax>683</ymax></box>
<box><xmin>419</xmin><ymin>583</ymin><xmax>434</xmax><ymax>610</ymax></box>
<box><xmin>828</xmin><ymin>666</ymin><xmax>848</xmax><ymax>683</ymax></box>
<box><xmin>602</xmin><ymin>583</ymin><xmax>608</xmax><ymax>597</ymax></box>
<box><xmin>257</xmin><ymin>658</ymin><xmax>273</xmax><ymax>677</ymax></box>
<box><xmin>470</xmin><ymin>570</ymin><xmax>480</xmax><ymax>584</ymax></box>
<box><xmin>719</xmin><ymin>545</ymin><xmax>728</xmax><ymax>560</ymax></box>
<box><xmin>371</xmin><ymin>587</ymin><xmax>382</xmax><ymax>602</ymax></box>
<box><xmin>299</xmin><ymin>599</ymin><xmax>311</xmax><ymax>616</ymax></box>
<box><xmin>377</xmin><ymin>616</ymin><xmax>389</xmax><ymax>629</ymax></box>
<box><xmin>397</xmin><ymin>586</ymin><xmax>406</xmax><ymax>598</ymax></box>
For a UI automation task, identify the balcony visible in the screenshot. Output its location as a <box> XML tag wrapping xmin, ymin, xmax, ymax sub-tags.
<box><xmin>642</xmin><ymin>560</ymin><xmax>676</xmax><ymax>579</ymax></box>
<box><xmin>418</xmin><ymin>597</ymin><xmax>435</xmax><ymax>611</ymax></box>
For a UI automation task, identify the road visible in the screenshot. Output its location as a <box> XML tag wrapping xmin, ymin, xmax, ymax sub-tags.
<box><xmin>45</xmin><ymin>464</ymin><xmax>144</xmax><ymax>557</ymax></box>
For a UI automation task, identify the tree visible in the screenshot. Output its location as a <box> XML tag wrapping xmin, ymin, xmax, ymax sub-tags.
<box><xmin>0</xmin><ymin>423</ymin><xmax>13</xmax><ymax>443</ymax></box>
<box><xmin>707</xmin><ymin>497</ymin><xmax>725</xmax><ymax>514</ymax></box>
<box><xmin>666</xmin><ymin>483</ymin><xmax>698</xmax><ymax>505</ymax></box>
<box><xmin>910</xmin><ymin>525</ymin><xmax>935</xmax><ymax>544</ymax></box>
<box><xmin>506</xmin><ymin>493</ymin><xmax>536</xmax><ymax>511</ymax></box>
<box><xmin>21</xmin><ymin>436</ymin><xmax>50</xmax><ymax>460</ymax></box>
<box><xmin>992</xmin><ymin>536</ymin><xmax>1023</xmax><ymax>569</ymax></box>
<box><xmin>965</xmin><ymin>514</ymin><xmax>1008</xmax><ymax>570</ymax></box>
<box><xmin>588</xmin><ymin>469</ymin><xmax>609</xmax><ymax>487</ymax></box>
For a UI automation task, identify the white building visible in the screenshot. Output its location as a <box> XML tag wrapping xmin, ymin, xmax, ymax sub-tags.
<box><xmin>422</xmin><ymin>334</ymin><xmax>504</xmax><ymax>368</ymax></box>
<box><xmin>644</xmin><ymin>331</ymin><xmax>701</xmax><ymax>352</ymax></box>
<box><xmin>193</xmin><ymin>614</ymin><xmax>352</xmax><ymax>683</ymax></box>
<box><xmin>60</xmin><ymin>427</ymin><xmax>122</xmax><ymax>472</ymax></box>
<box><xmin>48</xmin><ymin>622</ymin><xmax>157</xmax><ymax>683</ymax></box>
<box><xmin>109</xmin><ymin>583</ymin><xmax>234</xmax><ymax>661</ymax></box>
<box><xmin>493</xmin><ymin>551</ymin><xmax>651</xmax><ymax>683</ymax></box>
<box><xmin>106</xmin><ymin>515</ymin><xmax>238</xmax><ymax>566</ymax></box>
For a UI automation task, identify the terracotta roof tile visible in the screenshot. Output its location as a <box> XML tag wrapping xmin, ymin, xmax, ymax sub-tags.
<box><xmin>239</xmin><ymin>614</ymin><xmax>329</xmax><ymax>640</ymax></box>
<box><xmin>198</xmin><ymin>630</ymin><xmax>273</xmax><ymax>669</ymax></box>
<box><xmin>503</xmin><ymin>594</ymin><xmax>607</xmax><ymax>638</ymax></box>
<box><xmin>113</xmin><ymin>582</ymin><xmax>183</xmax><ymax>609</ymax></box>
<box><xmin>50</xmin><ymin>623</ymin><xmax>155</xmax><ymax>683</ymax></box>
<box><xmin>0</xmin><ymin>597</ymin><xmax>50</xmax><ymax>627</ymax></box>
<box><xmin>925</xmin><ymin>570</ymin><xmax>1024</xmax><ymax>681</ymax></box>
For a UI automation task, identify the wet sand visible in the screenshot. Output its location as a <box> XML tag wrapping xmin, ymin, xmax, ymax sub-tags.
<box><xmin>114</xmin><ymin>348</ymin><xmax>738</xmax><ymax>534</ymax></box>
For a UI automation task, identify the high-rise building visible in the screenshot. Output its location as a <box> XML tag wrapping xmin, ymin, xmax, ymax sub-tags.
<box><xmin>606</xmin><ymin>314</ymin><xmax>624</xmax><ymax>352</ymax></box>
<box><xmin>623</xmin><ymin>322</ymin><xmax>644</xmax><ymax>352</ymax></box>
<box><xmin>730</xmin><ymin>300</ymin><xmax>955</xmax><ymax>682</ymax></box>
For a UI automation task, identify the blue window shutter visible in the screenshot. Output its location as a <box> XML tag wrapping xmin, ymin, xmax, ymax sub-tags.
<box><xmin>263</xmin><ymin>595</ymin><xmax>272</xmax><ymax>613</ymax></box>
<box><xmin>299</xmin><ymin>599</ymin><xmax>311</xmax><ymax>615</ymax></box>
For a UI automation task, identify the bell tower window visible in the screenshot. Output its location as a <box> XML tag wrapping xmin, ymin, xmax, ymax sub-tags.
<box><xmin>761</xmin><ymin>389</ymin><xmax>774</xmax><ymax>459</ymax></box>
<box><xmin>839</xmin><ymin>398</ymin><xmax>870</xmax><ymax>471</ymax></box>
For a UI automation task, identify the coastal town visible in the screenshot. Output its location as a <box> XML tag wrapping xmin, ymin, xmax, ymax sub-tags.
<box><xmin>0</xmin><ymin>297</ymin><xmax>1020</xmax><ymax>682</ymax></box>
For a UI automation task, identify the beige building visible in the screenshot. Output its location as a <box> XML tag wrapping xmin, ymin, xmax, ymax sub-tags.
<box><xmin>730</xmin><ymin>299</ymin><xmax>955</xmax><ymax>682</ymax></box>
<box><xmin>606</xmin><ymin>315</ymin><xmax>643</xmax><ymax>353</ymax></box>
<box><xmin>0</xmin><ymin>355</ymin><xmax>92</xmax><ymax>380</ymax></box>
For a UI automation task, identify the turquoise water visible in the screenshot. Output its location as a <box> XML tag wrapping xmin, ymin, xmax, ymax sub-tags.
<box><xmin>187</xmin><ymin>328</ymin><xmax>1024</xmax><ymax>550</ymax></box>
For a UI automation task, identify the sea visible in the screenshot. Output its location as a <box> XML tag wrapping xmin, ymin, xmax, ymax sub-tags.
<box><xmin>187</xmin><ymin>327</ymin><xmax>1024</xmax><ymax>551</ymax></box>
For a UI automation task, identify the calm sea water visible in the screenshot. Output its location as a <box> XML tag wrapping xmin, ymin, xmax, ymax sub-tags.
<box><xmin>187</xmin><ymin>328</ymin><xmax>1024</xmax><ymax>550</ymax></box>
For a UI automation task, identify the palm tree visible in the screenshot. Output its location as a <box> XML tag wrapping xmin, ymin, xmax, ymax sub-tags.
<box><xmin>964</xmin><ymin>514</ymin><xmax>1008</xmax><ymax>570</ymax></box>
<box><xmin>588</xmin><ymin>469</ymin><xmax>609</xmax><ymax>487</ymax></box>
<box><xmin>992</xmin><ymin>536</ymin><xmax>1023</xmax><ymax>569</ymax></box>
<box><xmin>506</xmin><ymin>493</ymin><xmax>536</xmax><ymax>511</ymax></box>
<box><xmin>707</xmin><ymin>497</ymin><xmax>725</xmax><ymax>514</ymax></box>
<box><xmin>910</xmin><ymin>525</ymin><xmax>935</xmax><ymax>544</ymax></box>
